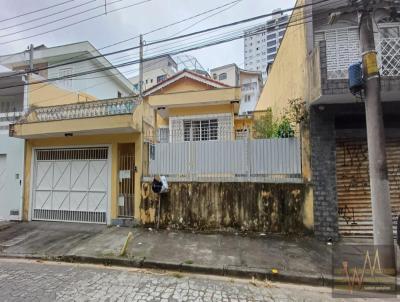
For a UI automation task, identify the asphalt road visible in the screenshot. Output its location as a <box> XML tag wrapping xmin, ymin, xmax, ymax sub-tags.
<box><xmin>0</xmin><ymin>258</ymin><xmax>379</xmax><ymax>302</ymax></box>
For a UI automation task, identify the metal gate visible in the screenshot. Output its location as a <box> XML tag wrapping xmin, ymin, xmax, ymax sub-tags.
<box><xmin>118</xmin><ymin>143</ymin><xmax>135</xmax><ymax>217</ymax></box>
<box><xmin>32</xmin><ymin>147</ymin><xmax>109</xmax><ymax>224</ymax></box>
<box><xmin>336</xmin><ymin>138</ymin><xmax>400</xmax><ymax>237</ymax></box>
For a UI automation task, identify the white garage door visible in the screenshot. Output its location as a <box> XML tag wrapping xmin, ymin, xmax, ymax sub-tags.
<box><xmin>32</xmin><ymin>147</ymin><xmax>109</xmax><ymax>224</ymax></box>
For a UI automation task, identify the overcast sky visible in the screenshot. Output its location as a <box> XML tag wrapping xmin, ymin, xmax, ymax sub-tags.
<box><xmin>0</xmin><ymin>0</ymin><xmax>295</xmax><ymax>77</ymax></box>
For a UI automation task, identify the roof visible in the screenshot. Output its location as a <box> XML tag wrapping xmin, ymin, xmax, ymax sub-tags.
<box><xmin>144</xmin><ymin>69</ymin><xmax>231</xmax><ymax>96</ymax></box>
<box><xmin>0</xmin><ymin>41</ymin><xmax>133</xmax><ymax>92</ymax></box>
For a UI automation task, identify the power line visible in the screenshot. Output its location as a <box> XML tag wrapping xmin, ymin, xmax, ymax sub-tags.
<box><xmin>0</xmin><ymin>0</ymin><xmax>333</xmax><ymax>80</ymax></box>
<box><xmin>0</xmin><ymin>5</ymin><xmax>347</xmax><ymax>91</ymax></box>
<box><xmin>45</xmin><ymin>0</ymin><xmax>250</xmax><ymax>67</ymax></box>
<box><xmin>0</xmin><ymin>0</ymin><xmax>74</xmax><ymax>23</ymax></box>
<box><xmin>0</xmin><ymin>0</ymin><xmax>153</xmax><ymax>45</ymax></box>
<box><xmin>0</xmin><ymin>0</ymin><xmax>98</xmax><ymax>32</ymax></box>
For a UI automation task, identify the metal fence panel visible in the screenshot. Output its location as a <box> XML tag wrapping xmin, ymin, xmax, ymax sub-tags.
<box><xmin>148</xmin><ymin>137</ymin><xmax>301</xmax><ymax>182</ymax></box>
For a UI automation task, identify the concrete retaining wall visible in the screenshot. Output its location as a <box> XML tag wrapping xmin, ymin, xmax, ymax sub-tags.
<box><xmin>139</xmin><ymin>182</ymin><xmax>308</xmax><ymax>234</ymax></box>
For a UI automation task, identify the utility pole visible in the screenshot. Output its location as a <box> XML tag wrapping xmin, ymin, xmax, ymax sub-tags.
<box><xmin>139</xmin><ymin>34</ymin><xmax>144</xmax><ymax>99</ymax></box>
<box><xmin>28</xmin><ymin>44</ymin><xmax>34</xmax><ymax>73</ymax></box>
<box><xmin>358</xmin><ymin>3</ymin><xmax>396</xmax><ymax>272</ymax></box>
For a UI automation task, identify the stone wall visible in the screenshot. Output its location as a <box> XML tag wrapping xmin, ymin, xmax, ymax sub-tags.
<box><xmin>310</xmin><ymin>106</ymin><xmax>339</xmax><ymax>241</ymax></box>
<box><xmin>139</xmin><ymin>182</ymin><xmax>308</xmax><ymax>234</ymax></box>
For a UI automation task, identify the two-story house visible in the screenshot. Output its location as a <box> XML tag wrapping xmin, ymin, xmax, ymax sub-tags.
<box><xmin>0</xmin><ymin>42</ymin><xmax>146</xmax><ymax>224</ymax></box>
<box><xmin>256</xmin><ymin>0</ymin><xmax>400</xmax><ymax>240</ymax></box>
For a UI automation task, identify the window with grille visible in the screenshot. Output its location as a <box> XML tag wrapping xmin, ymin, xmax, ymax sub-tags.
<box><xmin>183</xmin><ymin>119</ymin><xmax>218</xmax><ymax>141</ymax></box>
<box><xmin>58</xmin><ymin>68</ymin><xmax>72</xmax><ymax>89</ymax></box>
<box><xmin>158</xmin><ymin>127</ymin><xmax>169</xmax><ymax>143</ymax></box>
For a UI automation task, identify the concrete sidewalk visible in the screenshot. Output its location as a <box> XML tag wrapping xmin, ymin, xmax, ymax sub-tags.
<box><xmin>0</xmin><ymin>222</ymin><xmax>334</xmax><ymax>286</ymax></box>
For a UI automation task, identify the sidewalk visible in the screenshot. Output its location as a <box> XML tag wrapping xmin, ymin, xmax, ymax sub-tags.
<box><xmin>0</xmin><ymin>221</ymin><xmax>334</xmax><ymax>286</ymax></box>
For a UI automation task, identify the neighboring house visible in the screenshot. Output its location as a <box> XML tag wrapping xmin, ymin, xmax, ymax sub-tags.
<box><xmin>146</xmin><ymin>69</ymin><xmax>240</xmax><ymax>143</ymax></box>
<box><xmin>130</xmin><ymin>55</ymin><xmax>178</xmax><ymax>94</ymax></box>
<box><xmin>0</xmin><ymin>42</ymin><xmax>133</xmax><ymax>100</ymax></box>
<box><xmin>210</xmin><ymin>64</ymin><xmax>263</xmax><ymax>115</ymax></box>
<box><xmin>256</xmin><ymin>0</ymin><xmax>400</xmax><ymax>240</ymax></box>
<box><xmin>0</xmin><ymin>72</ymin><xmax>27</xmax><ymax>221</ymax></box>
<box><xmin>244</xmin><ymin>9</ymin><xmax>289</xmax><ymax>80</ymax></box>
<box><xmin>10</xmin><ymin>80</ymin><xmax>153</xmax><ymax>225</ymax></box>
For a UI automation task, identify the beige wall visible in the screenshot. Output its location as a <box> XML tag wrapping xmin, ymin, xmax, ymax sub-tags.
<box><xmin>29</xmin><ymin>80</ymin><xmax>96</xmax><ymax>108</ymax></box>
<box><xmin>255</xmin><ymin>0</ymin><xmax>309</xmax><ymax>117</ymax></box>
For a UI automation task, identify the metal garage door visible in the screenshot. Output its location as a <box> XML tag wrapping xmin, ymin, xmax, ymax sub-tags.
<box><xmin>336</xmin><ymin>138</ymin><xmax>400</xmax><ymax>237</ymax></box>
<box><xmin>32</xmin><ymin>147</ymin><xmax>109</xmax><ymax>224</ymax></box>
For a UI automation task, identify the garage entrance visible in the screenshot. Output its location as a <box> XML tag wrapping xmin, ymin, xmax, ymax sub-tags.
<box><xmin>32</xmin><ymin>147</ymin><xmax>110</xmax><ymax>224</ymax></box>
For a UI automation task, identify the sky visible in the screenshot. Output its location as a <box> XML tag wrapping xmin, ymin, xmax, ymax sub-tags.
<box><xmin>0</xmin><ymin>0</ymin><xmax>295</xmax><ymax>77</ymax></box>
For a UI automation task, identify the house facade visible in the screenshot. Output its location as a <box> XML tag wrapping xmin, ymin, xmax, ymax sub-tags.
<box><xmin>256</xmin><ymin>0</ymin><xmax>400</xmax><ymax>240</ymax></box>
<box><xmin>146</xmin><ymin>70</ymin><xmax>241</xmax><ymax>143</ymax></box>
<box><xmin>130</xmin><ymin>55</ymin><xmax>178</xmax><ymax>94</ymax></box>
<box><xmin>210</xmin><ymin>64</ymin><xmax>263</xmax><ymax>115</ymax></box>
<box><xmin>0</xmin><ymin>42</ymin><xmax>146</xmax><ymax>224</ymax></box>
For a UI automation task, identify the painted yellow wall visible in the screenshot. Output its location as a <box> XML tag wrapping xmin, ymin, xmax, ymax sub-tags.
<box><xmin>255</xmin><ymin>0</ymin><xmax>308</xmax><ymax>117</ymax></box>
<box><xmin>253</xmin><ymin>1</ymin><xmax>314</xmax><ymax>230</ymax></box>
<box><xmin>22</xmin><ymin>133</ymin><xmax>143</xmax><ymax>223</ymax></box>
<box><xmin>29</xmin><ymin>81</ymin><xmax>96</xmax><ymax>108</ymax></box>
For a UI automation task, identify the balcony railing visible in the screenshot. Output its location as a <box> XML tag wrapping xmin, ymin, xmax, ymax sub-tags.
<box><xmin>316</xmin><ymin>25</ymin><xmax>400</xmax><ymax>80</ymax></box>
<box><xmin>32</xmin><ymin>97</ymin><xmax>139</xmax><ymax>123</ymax></box>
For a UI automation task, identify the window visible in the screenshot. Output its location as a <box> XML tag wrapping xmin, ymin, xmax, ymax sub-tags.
<box><xmin>157</xmin><ymin>127</ymin><xmax>169</xmax><ymax>143</ymax></box>
<box><xmin>213</xmin><ymin>73</ymin><xmax>217</xmax><ymax>80</ymax></box>
<box><xmin>267</xmin><ymin>47</ymin><xmax>277</xmax><ymax>53</ymax></box>
<box><xmin>183</xmin><ymin>119</ymin><xmax>218</xmax><ymax>141</ymax></box>
<box><xmin>267</xmin><ymin>40</ymin><xmax>276</xmax><ymax>47</ymax></box>
<box><xmin>267</xmin><ymin>54</ymin><xmax>276</xmax><ymax>61</ymax></box>
<box><xmin>218</xmin><ymin>73</ymin><xmax>227</xmax><ymax>81</ymax></box>
<box><xmin>267</xmin><ymin>33</ymin><xmax>276</xmax><ymax>40</ymax></box>
<box><xmin>150</xmin><ymin>79</ymin><xmax>153</xmax><ymax>83</ymax></box>
<box><xmin>133</xmin><ymin>83</ymin><xmax>139</xmax><ymax>91</ymax></box>
<box><xmin>279</xmin><ymin>30</ymin><xmax>285</xmax><ymax>37</ymax></box>
<box><xmin>157</xmin><ymin>74</ymin><xmax>167</xmax><ymax>83</ymax></box>
<box><xmin>117</xmin><ymin>91</ymin><xmax>122</xmax><ymax>98</ymax></box>
<box><xmin>58</xmin><ymin>68</ymin><xmax>72</xmax><ymax>89</ymax></box>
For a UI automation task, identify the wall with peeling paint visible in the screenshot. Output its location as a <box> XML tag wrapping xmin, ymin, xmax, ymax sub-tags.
<box><xmin>140</xmin><ymin>182</ymin><xmax>308</xmax><ymax>234</ymax></box>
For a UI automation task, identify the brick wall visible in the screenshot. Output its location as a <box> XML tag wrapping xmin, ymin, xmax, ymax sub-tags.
<box><xmin>310</xmin><ymin>106</ymin><xmax>339</xmax><ymax>241</ymax></box>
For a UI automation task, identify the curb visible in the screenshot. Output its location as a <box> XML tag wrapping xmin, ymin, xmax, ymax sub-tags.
<box><xmin>0</xmin><ymin>253</ymin><xmax>328</xmax><ymax>287</ymax></box>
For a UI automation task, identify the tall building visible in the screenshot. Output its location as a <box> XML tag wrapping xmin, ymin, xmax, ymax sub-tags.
<box><xmin>243</xmin><ymin>9</ymin><xmax>289</xmax><ymax>80</ymax></box>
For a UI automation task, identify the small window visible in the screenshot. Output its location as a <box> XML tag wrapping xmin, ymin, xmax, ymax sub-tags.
<box><xmin>150</xmin><ymin>79</ymin><xmax>153</xmax><ymax>83</ymax></box>
<box><xmin>213</xmin><ymin>73</ymin><xmax>217</xmax><ymax>80</ymax></box>
<box><xmin>157</xmin><ymin>74</ymin><xmax>167</xmax><ymax>83</ymax></box>
<box><xmin>117</xmin><ymin>91</ymin><xmax>122</xmax><ymax>98</ymax></box>
<box><xmin>267</xmin><ymin>40</ymin><xmax>276</xmax><ymax>47</ymax></box>
<box><xmin>218</xmin><ymin>73</ymin><xmax>227</xmax><ymax>81</ymax></box>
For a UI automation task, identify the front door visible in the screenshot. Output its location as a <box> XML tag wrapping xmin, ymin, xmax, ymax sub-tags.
<box><xmin>118</xmin><ymin>143</ymin><xmax>135</xmax><ymax>217</ymax></box>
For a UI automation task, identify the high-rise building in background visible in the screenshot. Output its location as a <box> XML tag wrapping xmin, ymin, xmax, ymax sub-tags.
<box><xmin>243</xmin><ymin>9</ymin><xmax>289</xmax><ymax>81</ymax></box>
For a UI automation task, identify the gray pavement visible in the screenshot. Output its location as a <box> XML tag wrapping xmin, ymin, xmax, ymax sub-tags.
<box><xmin>0</xmin><ymin>222</ymin><xmax>332</xmax><ymax>285</ymax></box>
<box><xmin>0</xmin><ymin>258</ymin><xmax>370</xmax><ymax>302</ymax></box>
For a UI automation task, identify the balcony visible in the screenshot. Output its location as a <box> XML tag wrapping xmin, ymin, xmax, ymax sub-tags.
<box><xmin>10</xmin><ymin>97</ymin><xmax>144</xmax><ymax>139</ymax></box>
<box><xmin>310</xmin><ymin>25</ymin><xmax>400</xmax><ymax>104</ymax></box>
<box><xmin>33</xmin><ymin>97</ymin><xmax>138</xmax><ymax>122</ymax></box>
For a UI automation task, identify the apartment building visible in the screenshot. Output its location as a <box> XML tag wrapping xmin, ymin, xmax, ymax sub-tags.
<box><xmin>244</xmin><ymin>9</ymin><xmax>289</xmax><ymax>80</ymax></box>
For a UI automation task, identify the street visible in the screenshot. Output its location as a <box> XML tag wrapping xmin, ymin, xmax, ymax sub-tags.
<box><xmin>0</xmin><ymin>258</ymin><xmax>363</xmax><ymax>302</ymax></box>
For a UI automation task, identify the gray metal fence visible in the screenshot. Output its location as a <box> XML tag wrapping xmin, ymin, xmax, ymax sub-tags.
<box><xmin>146</xmin><ymin>137</ymin><xmax>302</xmax><ymax>183</ymax></box>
